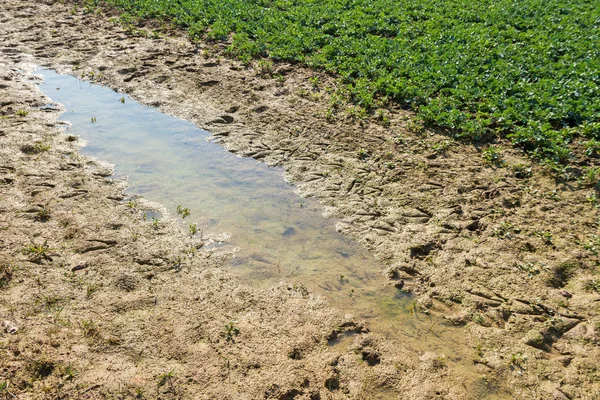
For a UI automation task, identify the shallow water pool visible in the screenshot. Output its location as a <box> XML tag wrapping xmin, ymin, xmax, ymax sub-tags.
<box><xmin>37</xmin><ymin>69</ymin><xmax>502</xmax><ymax>398</ymax></box>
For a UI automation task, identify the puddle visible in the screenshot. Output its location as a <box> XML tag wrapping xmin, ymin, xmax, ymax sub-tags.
<box><xmin>37</xmin><ymin>69</ymin><xmax>500</xmax><ymax>398</ymax></box>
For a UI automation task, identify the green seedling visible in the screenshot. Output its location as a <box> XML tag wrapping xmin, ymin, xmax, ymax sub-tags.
<box><xmin>120</xmin><ymin>97</ymin><xmax>125</xmax><ymax>104</ymax></box>
<box><xmin>156</xmin><ymin>370</ymin><xmax>174</xmax><ymax>388</ymax></box>
<box><xmin>189</xmin><ymin>223</ymin><xmax>198</xmax><ymax>236</ymax></box>
<box><xmin>482</xmin><ymin>146</ymin><xmax>504</xmax><ymax>166</ymax></box>
<box><xmin>257</xmin><ymin>59</ymin><xmax>273</xmax><ymax>76</ymax></box>
<box><xmin>36</xmin><ymin>206</ymin><xmax>51</xmax><ymax>222</ymax></box>
<box><xmin>176</xmin><ymin>205</ymin><xmax>190</xmax><ymax>218</ymax></box>
<box><xmin>534</xmin><ymin>230</ymin><xmax>553</xmax><ymax>245</ymax></box>
<box><xmin>377</xmin><ymin>109</ymin><xmax>390</xmax><ymax>127</ymax></box>
<box><xmin>151</xmin><ymin>217</ymin><xmax>160</xmax><ymax>229</ymax></box>
<box><xmin>62</xmin><ymin>364</ymin><xmax>79</xmax><ymax>381</ymax></box>
<box><xmin>86</xmin><ymin>283</ymin><xmax>100</xmax><ymax>298</ymax></box>
<box><xmin>492</xmin><ymin>221</ymin><xmax>520</xmax><ymax>239</ymax></box>
<box><xmin>22</xmin><ymin>240</ymin><xmax>52</xmax><ymax>262</ymax></box>
<box><xmin>90</xmin><ymin>117</ymin><xmax>97</xmax><ymax>123</ymax></box>
<box><xmin>584</xmin><ymin>279</ymin><xmax>600</xmax><ymax>293</ymax></box>
<box><xmin>16</xmin><ymin>110</ymin><xmax>29</xmax><ymax>117</ymax></box>
<box><xmin>81</xmin><ymin>320</ymin><xmax>99</xmax><ymax>338</ymax></box>
<box><xmin>224</xmin><ymin>322</ymin><xmax>240</xmax><ymax>343</ymax></box>
<box><xmin>357</xmin><ymin>148</ymin><xmax>369</xmax><ymax>160</ymax></box>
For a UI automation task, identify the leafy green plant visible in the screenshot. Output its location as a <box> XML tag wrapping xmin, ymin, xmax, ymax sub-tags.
<box><xmin>119</xmin><ymin>96</ymin><xmax>125</xmax><ymax>104</ymax></box>
<box><xmin>189</xmin><ymin>223</ymin><xmax>198</xmax><ymax>236</ymax></box>
<box><xmin>100</xmin><ymin>0</ymin><xmax>600</xmax><ymax>169</ymax></box>
<box><xmin>90</xmin><ymin>117</ymin><xmax>97</xmax><ymax>123</ymax></box>
<box><xmin>16</xmin><ymin>109</ymin><xmax>29</xmax><ymax>117</ymax></box>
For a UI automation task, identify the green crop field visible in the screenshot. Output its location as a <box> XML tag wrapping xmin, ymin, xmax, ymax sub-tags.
<box><xmin>93</xmin><ymin>0</ymin><xmax>599</xmax><ymax>166</ymax></box>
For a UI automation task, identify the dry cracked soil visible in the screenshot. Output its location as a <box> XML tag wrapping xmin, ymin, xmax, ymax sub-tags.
<box><xmin>1</xmin><ymin>0</ymin><xmax>599</xmax><ymax>399</ymax></box>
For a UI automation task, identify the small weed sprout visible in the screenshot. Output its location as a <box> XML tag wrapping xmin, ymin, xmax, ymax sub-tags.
<box><xmin>16</xmin><ymin>109</ymin><xmax>29</xmax><ymax>117</ymax></box>
<box><xmin>492</xmin><ymin>221</ymin><xmax>520</xmax><ymax>239</ymax></box>
<box><xmin>86</xmin><ymin>283</ymin><xmax>100</xmax><ymax>298</ymax></box>
<box><xmin>580</xmin><ymin>167</ymin><xmax>600</xmax><ymax>188</ymax></box>
<box><xmin>431</xmin><ymin>140</ymin><xmax>453</xmax><ymax>155</ymax></box>
<box><xmin>406</xmin><ymin>119</ymin><xmax>424</xmax><ymax>134</ymax></box>
<box><xmin>126</xmin><ymin>199</ymin><xmax>138</xmax><ymax>209</ymax></box>
<box><xmin>586</xmin><ymin>192</ymin><xmax>597</xmax><ymax>206</ymax></box>
<box><xmin>90</xmin><ymin>117</ymin><xmax>97</xmax><ymax>123</ymax></box>
<box><xmin>81</xmin><ymin>320</ymin><xmax>100</xmax><ymax>338</ymax></box>
<box><xmin>23</xmin><ymin>240</ymin><xmax>52</xmax><ymax>262</ymax></box>
<box><xmin>151</xmin><ymin>217</ymin><xmax>160</xmax><ymax>229</ymax></box>
<box><xmin>224</xmin><ymin>322</ymin><xmax>240</xmax><ymax>343</ymax></box>
<box><xmin>535</xmin><ymin>230</ymin><xmax>553</xmax><ymax>245</ymax></box>
<box><xmin>515</xmin><ymin>262</ymin><xmax>542</xmax><ymax>278</ymax></box>
<box><xmin>275</xmin><ymin>74</ymin><xmax>285</xmax><ymax>86</ymax></box>
<box><xmin>291</xmin><ymin>283</ymin><xmax>309</xmax><ymax>297</ymax></box>
<box><xmin>62</xmin><ymin>364</ymin><xmax>79</xmax><ymax>381</ymax></box>
<box><xmin>308</xmin><ymin>76</ymin><xmax>320</xmax><ymax>89</ymax></box>
<box><xmin>407</xmin><ymin>300</ymin><xmax>418</xmax><ymax>316</ymax></box>
<box><xmin>482</xmin><ymin>146</ymin><xmax>504</xmax><ymax>166</ymax></box>
<box><xmin>472</xmin><ymin>313</ymin><xmax>485</xmax><ymax>325</ymax></box>
<box><xmin>257</xmin><ymin>59</ymin><xmax>273</xmax><ymax>77</ymax></box>
<box><xmin>36</xmin><ymin>206</ymin><xmax>51</xmax><ymax>222</ymax></box>
<box><xmin>189</xmin><ymin>223</ymin><xmax>198</xmax><ymax>236</ymax></box>
<box><xmin>509</xmin><ymin>352</ymin><xmax>528</xmax><ymax>371</ymax></box>
<box><xmin>377</xmin><ymin>110</ymin><xmax>391</xmax><ymax>127</ymax></box>
<box><xmin>156</xmin><ymin>370</ymin><xmax>175</xmax><ymax>389</ymax></box>
<box><xmin>582</xmin><ymin>234</ymin><xmax>600</xmax><ymax>255</ymax></box>
<box><xmin>32</xmin><ymin>141</ymin><xmax>51</xmax><ymax>153</ymax></box>
<box><xmin>511</xmin><ymin>163</ymin><xmax>532</xmax><ymax>179</ymax></box>
<box><xmin>357</xmin><ymin>148</ymin><xmax>369</xmax><ymax>160</ymax></box>
<box><xmin>176</xmin><ymin>205</ymin><xmax>191</xmax><ymax>218</ymax></box>
<box><xmin>584</xmin><ymin>279</ymin><xmax>600</xmax><ymax>293</ymax></box>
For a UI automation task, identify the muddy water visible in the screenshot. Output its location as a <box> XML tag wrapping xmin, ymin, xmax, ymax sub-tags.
<box><xmin>37</xmin><ymin>69</ymin><xmax>499</xmax><ymax>398</ymax></box>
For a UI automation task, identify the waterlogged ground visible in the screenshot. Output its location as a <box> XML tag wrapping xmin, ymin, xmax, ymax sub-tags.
<box><xmin>4</xmin><ymin>2</ymin><xmax>600</xmax><ymax>398</ymax></box>
<box><xmin>37</xmin><ymin>68</ymin><xmax>488</xmax><ymax>393</ymax></box>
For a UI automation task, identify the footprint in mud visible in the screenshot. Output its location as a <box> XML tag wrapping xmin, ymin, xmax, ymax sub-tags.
<box><xmin>282</xmin><ymin>227</ymin><xmax>296</xmax><ymax>237</ymax></box>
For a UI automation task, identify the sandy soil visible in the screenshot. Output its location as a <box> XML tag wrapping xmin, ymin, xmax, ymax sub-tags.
<box><xmin>1</xmin><ymin>0</ymin><xmax>599</xmax><ymax>399</ymax></box>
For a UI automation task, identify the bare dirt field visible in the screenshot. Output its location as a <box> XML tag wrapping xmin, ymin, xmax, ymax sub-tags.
<box><xmin>1</xmin><ymin>0</ymin><xmax>599</xmax><ymax>399</ymax></box>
